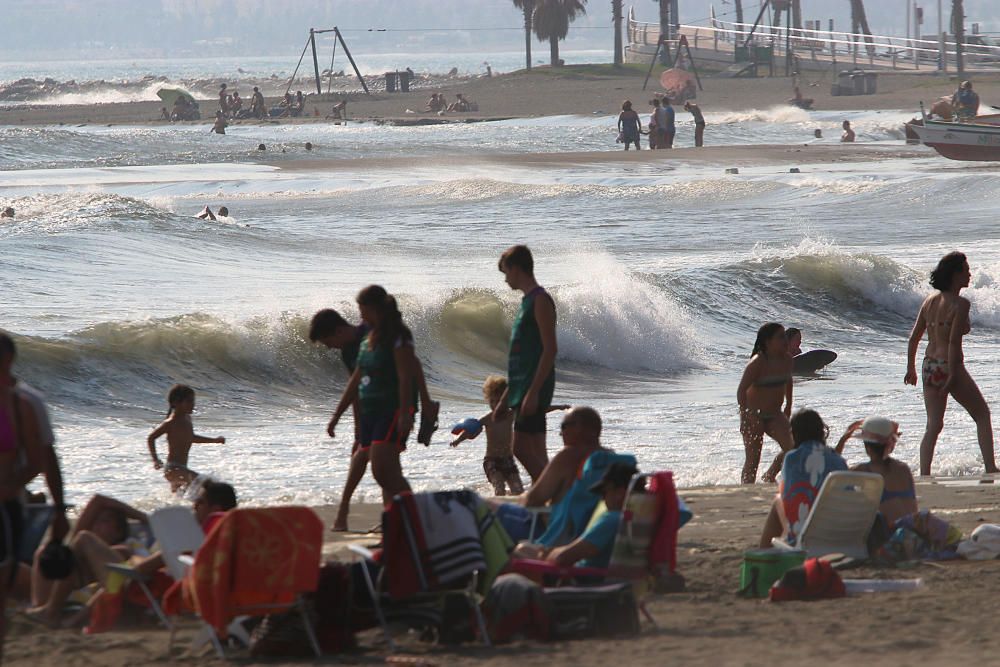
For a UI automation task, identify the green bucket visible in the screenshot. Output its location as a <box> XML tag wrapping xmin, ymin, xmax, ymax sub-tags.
<box><xmin>738</xmin><ymin>548</ymin><xmax>806</xmax><ymax>598</ymax></box>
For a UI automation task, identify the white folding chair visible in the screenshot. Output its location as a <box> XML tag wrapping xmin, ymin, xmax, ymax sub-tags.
<box><xmin>774</xmin><ymin>471</ymin><xmax>884</xmax><ymax>560</ymax></box>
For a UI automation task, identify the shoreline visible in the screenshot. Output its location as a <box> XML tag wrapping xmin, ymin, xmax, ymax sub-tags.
<box><xmin>3</xmin><ymin>68</ymin><xmax>998</xmax><ymax>129</ymax></box>
<box><xmin>10</xmin><ymin>480</ymin><xmax>1000</xmax><ymax>666</ymax></box>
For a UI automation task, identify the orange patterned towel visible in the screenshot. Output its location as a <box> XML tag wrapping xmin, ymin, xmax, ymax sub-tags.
<box><xmin>163</xmin><ymin>507</ymin><xmax>323</xmax><ymax>636</ymax></box>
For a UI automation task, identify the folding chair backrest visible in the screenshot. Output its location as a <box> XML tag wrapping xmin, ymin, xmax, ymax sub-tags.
<box><xmin>797</xmin><ymin>471</ymin><xmax>883</xmax><ymax>560</ymax></box>
<box><xmin>150</xmin><ymin>506</ymin><xmax>205</xmax><ymax>580</ymax></box>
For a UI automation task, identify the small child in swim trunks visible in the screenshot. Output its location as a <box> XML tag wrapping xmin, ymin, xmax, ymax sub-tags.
<box><xmin>451</xmin><ymin>376</ymin><xmax>569</xmax><ymax>496</ymax></box>
<box><xmin>146</xmin><ymin>384</ymin><xmax>226</xmax><ymax>492</ymax></box>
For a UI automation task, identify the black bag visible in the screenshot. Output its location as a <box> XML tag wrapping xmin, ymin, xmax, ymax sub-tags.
<box><xmin>543</xmin><ymin>582</ymin><xmax>640</xmax><ymax>640</ymax></box>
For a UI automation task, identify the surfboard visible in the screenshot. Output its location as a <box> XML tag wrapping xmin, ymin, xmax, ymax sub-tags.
<box><xmin>793</xmin><ymin>349</ymin><xmax>837</xmax><ymax>374</ymax></box>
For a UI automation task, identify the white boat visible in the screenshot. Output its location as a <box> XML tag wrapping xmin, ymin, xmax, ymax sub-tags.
<box><xmin>911</xmin><ymin>113</ymin><xmax>1000</xmax><ymax>161</ymax></box>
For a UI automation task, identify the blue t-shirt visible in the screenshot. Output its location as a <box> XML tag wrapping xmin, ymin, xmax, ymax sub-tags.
<box><xmin>579</xmin><ymin>510</ymin><xmax>621</xmax><ymax>569</ymax></box>
<box><xmin>663</xmin><ymin>105</ymin><xmax>676</xmax><ymax>131</ymax></box>
<box><xmin>781</xmin><ymin>440</ymin><xmax>848</xmax><ymax>542</ymax></box>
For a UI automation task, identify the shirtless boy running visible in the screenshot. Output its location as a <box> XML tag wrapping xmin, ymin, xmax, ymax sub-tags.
<box><xmin>146</xmin><ymin>384</ymin><xmax>226</xmax><ymax>491</ymax></box>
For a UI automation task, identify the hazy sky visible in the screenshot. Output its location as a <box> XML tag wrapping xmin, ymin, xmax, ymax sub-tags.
<box><xmin>2</xmin><ymin>0</ymin><xmax>997</xmax><ymax>57</ymax></box>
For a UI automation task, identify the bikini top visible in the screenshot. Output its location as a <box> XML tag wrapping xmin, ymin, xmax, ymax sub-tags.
<box><xmin>881</xmin><ymin>487</ymin><xmax>917</xmax><ymax>502</ymax></box>
<box><xmin>754</xmin><ymin>374</ymin><xmax>791</xmax><ymax>388</ymax></box>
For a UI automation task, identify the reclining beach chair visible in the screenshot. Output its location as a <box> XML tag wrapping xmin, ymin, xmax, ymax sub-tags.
<box><xmin>349</xmin><ymin>490</ymin><xmax>511</xmax><ymax>650</ymax></box>
<box><xmin>773</xmin><ymin>471</ymin><xmax>883</xmax><ymax>560</ymax></box>
<box><xmin>509</xmin><ymin>471</ymin><xmax>692</xmax><ymax>625</ymax></box>
<box><xmin>162</xmin><ymin>506</ymin><xmax>324</xmax><ymax>658</ymax></box>
<box><xmin>104</xmin><ymin>506</ymin><xmax>204</xmax><ymax>631</ymax></box>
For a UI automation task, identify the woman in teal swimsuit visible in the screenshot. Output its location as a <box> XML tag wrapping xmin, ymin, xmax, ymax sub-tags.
<box><xmin>905</xmin><ymin>252</ymin><xmax>997</xmax><ymax>476</ymax></box>
<box><xmin>737</xmin><ymin>323</ymin><xmax>794</xmax><ymax>484</ymax></box>
<box><xmin>329</xmin><ymin>286</ymin><xmax>419</xmax><ymax>505</ymax></box>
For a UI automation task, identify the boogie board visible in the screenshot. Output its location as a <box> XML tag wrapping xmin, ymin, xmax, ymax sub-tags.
<box><xmin>793</xmin><ymin>349</ymin><xmax>837</xmax><ymax>375</ymax></box>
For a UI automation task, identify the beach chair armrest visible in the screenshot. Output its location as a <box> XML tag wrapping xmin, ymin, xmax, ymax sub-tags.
<box><xmin>348</xmin><ymin>543</ymin><xmax>376</xmax><ymax>561</ymax></box>
<box><xmin>106</xmin><ymin>562</ymin><xmax>151</xmax><ymax>582</ymax></box>
<box><xmin>771</xmin><ymin>538</ymin><xmax>795</xmax><ymax>551</ymax></box>
<box><xmin>177</xmin><ymin>554</ymin><xmax>195</xmax><ymax>568</ymax></box>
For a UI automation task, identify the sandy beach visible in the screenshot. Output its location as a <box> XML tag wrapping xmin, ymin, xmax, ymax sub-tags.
<box><xmin>3</xmin><ymin>68</ymin><xmax>999</xmax><ymax>127</ymax></box>
<box><xmin>8</xmin><ymin>480</ymin><xmax>1000</xmax><ymax>667</ymax></box>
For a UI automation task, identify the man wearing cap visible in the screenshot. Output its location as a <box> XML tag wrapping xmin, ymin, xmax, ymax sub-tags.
<box><xmin>542</xmin><ymin>461</ymin><xmax>637</xmax><ymax>568</ymax></box>
<box><xmin>952</xmin><ymin>81</ymin><xmax>980</xmax><ymax>121</ymax></box>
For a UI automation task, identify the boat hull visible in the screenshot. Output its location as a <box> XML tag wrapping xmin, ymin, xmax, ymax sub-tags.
<box><xmin>912</xmin><ymin>118</ymin><xmax>1000</xmax><ymax>161</ymax></box>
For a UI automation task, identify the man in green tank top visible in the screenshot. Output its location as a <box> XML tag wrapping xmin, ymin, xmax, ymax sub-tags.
<box><xmin>496</xmin><ymin>245</ymin><xmax>557</xmax><ymax>482</ymax></box>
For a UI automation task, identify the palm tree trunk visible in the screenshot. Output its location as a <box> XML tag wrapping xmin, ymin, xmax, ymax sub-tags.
<box><xmin>734</xmin><ymin>0</ymin><xmax>744</xmax><ymax>38</ymax></box>
<box><xmin>850</xmin><ymin>0</ymin><xmax>876</xmax><ymax>57</ymax></box>
<box><xmin>613</xmin><ymin>0</ymin><xmax>624</xmax><ymax>66</ymax></box>
<box><xmin>524</xmin><ymin>4</ymin><xmax>533</xmax><ymax>70</ymax></box>
<box><xmin>659</xmin><ymin>0</ymin><xmax>669</xmax><ymax>64</ymax></box>
<box><xmin>953</xmin><ymin>0</ymin><xmax>965</xmax><ymax>74</ymax></box>
<box><xmin>550</xmin><ymin>34</ymin><xmax>561</xmax><ymax>66</ymax></box>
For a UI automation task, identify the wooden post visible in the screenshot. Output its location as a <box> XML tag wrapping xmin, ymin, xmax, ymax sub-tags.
<box><xmin>309</xmin><ymin>29</ymin><xmax>322</xmax><ymax>96</ymax></box>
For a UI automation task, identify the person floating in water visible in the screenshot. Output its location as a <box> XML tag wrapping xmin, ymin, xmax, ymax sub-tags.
<box><xmin>905</xmin><ymin>251</ymin><xmax>997</xmax><ymax>476</ymax></box>
<box><xmin>841</xmin><ymin>120</ymin><xmax>855</xmax><ymax>143</ymax></box>
<box><xmin>147</xmin><ymin>384</ymin><xmax>226</xmax><ymax>492</ymax></box>
<box><xmin>196</xmin><ymin>206</ymin><xmax>229</xmax><ymax>221</ymax></box>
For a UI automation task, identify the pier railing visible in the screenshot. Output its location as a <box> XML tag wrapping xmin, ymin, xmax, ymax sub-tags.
<box><xmin>627</xmin><ymin>10</ymin><xmax>1000</xmax><ymax>72</ymax></box>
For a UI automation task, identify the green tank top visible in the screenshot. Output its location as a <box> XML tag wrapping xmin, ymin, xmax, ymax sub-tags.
<box><xmin>356</xmin><ymin>335</ymin><xmax>400</xmax><ymax>416</ymax></box>
<box><xmin>507</xmin><ymin>287</ymin><xmax>556</xmax><ymax>409</ymax></box>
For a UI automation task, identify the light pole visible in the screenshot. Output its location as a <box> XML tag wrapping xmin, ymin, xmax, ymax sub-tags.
<box><xmin>937</xmin><ymin>0</ymin><xmax>944</xmax><ymax>70</ymax></box>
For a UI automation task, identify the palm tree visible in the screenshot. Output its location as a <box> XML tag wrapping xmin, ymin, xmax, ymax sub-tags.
<box><xmin>952</xmin><ymin>0</ymin><xmax>965</xmax><ymax>74</ymax></box>
<box><xmin>655</xmin><ymin>0</ymin><xmax>669</xmax><ymax>63</ymax></box>
<box><xmin>533</xmin><ymin>0</ymin><xmax>588</xmax><ymax>67</ymax></box>
<box><xmin>513</xmin><ymin>0</ymin><xmax>535</xmax><ymax>70</ymax></box>
<box><xmin>612</xmin><ymin>0</ymin><xmax>624</xmax><ymax>66</ymax></box>
<box><xmin>733</xmin><ymin>0</ymin><xmax>744</xmax><ymax>38</ymax></box>
<box><xmin>849</xmin><ymin>0</ymin><xmax>875</xmax><ymax>57</ymax></box>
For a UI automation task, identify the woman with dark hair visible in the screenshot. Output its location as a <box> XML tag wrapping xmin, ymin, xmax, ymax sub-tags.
<box><xmin>905</xmin><ymin>251</ymin><xmax>997</xmax><ymax>476</ymax></box>
<box><xmin>617</xmin><ymin>100</ymin><xmax>641</xmax><ymax>151</ymax></box>
<box><xmin>737</xmin><ymin>322</ymin><xmax>795</xmax><ymax>484</ymax></box>
<box><xmin>328</xmin><ymin>285</ymin><xmax>419</xmax><ymax>503</ymax></box>
<box><xmin>759</xmin><ymin>409</ymin><xmax>847</xmax><ymax>547</ymax></box>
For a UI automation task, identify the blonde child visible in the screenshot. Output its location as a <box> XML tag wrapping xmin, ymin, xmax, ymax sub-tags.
<box><xmin>147</xmin><ymin>384</ymin><xmax>225</xmax><ymax>491</ymax></box>
<box><xmin>452</xmin><ymin>375</ymin><xmax>568</xmax><ymax>496</ymax></box>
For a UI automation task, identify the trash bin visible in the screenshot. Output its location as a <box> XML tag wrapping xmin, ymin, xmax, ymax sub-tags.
<box><xmin>852</xmin><ymin>73</ymin><xmax>865</xmax><ymax>96</ymax></box>
<box><xmin>398</xmin><ymin>70</ymin><xmax>411</xmax><ymax>92</ymax></box>
<box><xmin>384</xmin><ymin>72</ymin><xmax>397</xmax><ymax>93</ymax></box>
<box><xmin>837</xmin><ymin>70</ymin><xmax>854</xmax><ymax>96</ymax></box>
<box><xmin>864</xmin><ymin>72</ymin><xmax>878</xmax><ymax>95</ymax></box>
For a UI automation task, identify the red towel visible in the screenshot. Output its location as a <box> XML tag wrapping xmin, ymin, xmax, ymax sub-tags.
<box><xmin>163</xmin><ymin>507</ymin><xmax>322</xmax><ymax>636</ymax></box>
<box><xmin>647</xmin><ymin>472</ymin><xmax>679</xmax><ymax>574</ymax></box>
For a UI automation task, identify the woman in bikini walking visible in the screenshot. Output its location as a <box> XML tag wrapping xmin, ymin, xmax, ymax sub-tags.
<box><xmin>737</xmin><ymin>322</ymin><xmax>795</xmax><ymax>484</ymax></box>
<box><xmin>906</xmin><ymin>251</ymin><xmax>998</xmax><ymax>476</ymax></box>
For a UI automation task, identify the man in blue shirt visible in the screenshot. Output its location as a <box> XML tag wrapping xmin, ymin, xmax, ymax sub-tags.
<box><xmin>544</xmin><ymin>461</ymin><xmax>637</xmax><ymax>568</ymax></box>
<box><xmin>661</xmin><ymin>97</ymin><xmax>676</xmax><ymax>149</ymax></box>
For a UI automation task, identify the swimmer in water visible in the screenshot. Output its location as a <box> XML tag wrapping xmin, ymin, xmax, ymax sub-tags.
<box><xmin>786</xmin><ymin>327</ymin><xmax>802</xmax><ymax>357</ymax></box>
<box><xmin>737</xmin><ymin>322</ymin><xmax>794</xmax><ymax>484</ymax></box>
<box><xmin>196</xmin><ymin>206</ymin><xmax>229</xmax><ymax>221</ymax></box>
<box><xmin>147</xmin><ymin>384</ymin><xmax>226</xmax><ymax>492</ymax></box>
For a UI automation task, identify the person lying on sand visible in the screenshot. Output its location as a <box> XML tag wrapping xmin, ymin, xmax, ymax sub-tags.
<box><xmin>425</xmin><ymin>93</ymin><xmax>447</xmax><ymax>113</ymax></box>
<box><xmin>196</xmin><ymin>206</ymin><xmax>229</xmax><ymax>221</ymax></box>
<box><xmin>27</xmin><ymin>494</ymin><xmax>148</xmax><ymax>627</ymax></box>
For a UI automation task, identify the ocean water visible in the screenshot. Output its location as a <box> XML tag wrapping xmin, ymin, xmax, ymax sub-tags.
<box><xmin>4</xmin><ymin>107</ymin><xmax>1000</xmax><ymax>510</ymax></box>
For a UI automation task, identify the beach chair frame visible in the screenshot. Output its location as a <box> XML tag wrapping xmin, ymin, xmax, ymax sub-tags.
<box><xmin>348</xmin><ymin>494</ymin><xmax>493</xmax><ymax>651</ymax></box>
<box><xmin>773</xmin><ymin>471</ymin><xmax>883</xmax><ymax>560</ymax></box>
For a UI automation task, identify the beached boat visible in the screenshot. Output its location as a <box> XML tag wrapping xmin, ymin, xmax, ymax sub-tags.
<box><xmin>911</xmin><ymin>114</ymin><xmax>1000</xmax><ymax>161</ymax></box>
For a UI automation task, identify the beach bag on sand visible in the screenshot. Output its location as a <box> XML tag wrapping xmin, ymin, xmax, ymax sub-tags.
<box><xmin>543</xmin><ymin>582</ymin><xmax>639</xmax><ymax>639</ymax></box>
<box><xmin>769</xmin><ymin>558</ymin><xmax>845</xmax><ymax>602</ymax></box>
<box><xmin>249</xmin><ymin>602</ymin><xmax>318</xmax><ymax>658</ymax></box>
<box><xmin>738</xmin><ymin>548</ymin><xmax>806</xmax><ymax>598</ymax></box>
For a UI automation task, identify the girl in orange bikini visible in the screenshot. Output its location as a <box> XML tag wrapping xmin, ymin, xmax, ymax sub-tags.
<box><xmin>905</xmin><ymin>251</ymin><xmax>998</xmax><ymax>476</ymax></box>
